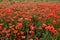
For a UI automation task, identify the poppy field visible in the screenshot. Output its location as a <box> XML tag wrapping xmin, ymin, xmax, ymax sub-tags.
<box><xmin>0</xmin><ymin>0</ymin><xmax>60</xmax><ymax>40</ymax></box>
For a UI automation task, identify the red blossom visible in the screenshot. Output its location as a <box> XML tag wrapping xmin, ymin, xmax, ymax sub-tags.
<box><xmin>1</xmin><ymin>37</ymin><xmax>4</xmax><ymax>40</ymax></box>
<box><xmin>34</xmin><ymin>37</ymin><xmax>39</xmax><ymax>40</ymax></box>
<box><xmin>52</xmin><ymin>30</ymin><xmax>58</xmax><ymax>35</ymax></box>
<box><xmin>49</xmin><ymin>26</ymin><xmax>55</xmax><ymax>31</ymax></box>
<box><xmin>39</xmin><ymin>27</ymin><xmax>43</xmax><ymax>30</ymax></box>
<box><xmin>29</xmin><ymin>31</ymin><xmax>34</xmax><ymax>35</ymax></box>
<box><xmin>19</xmin><ymin>31</ymin><xmax>24</xmax><ymax>35</ymax></box>
<box><xmin>6</xmin><ymin>33</ymin><xmax>10</xmax><ymax>37</ymax></box>
<box><xmin>0</xmin><ymin>2</ymin><xmax>60</xmax><ymax>39</ymax></box>
<box><xmin>45</xmin><ymin>26</ymin><xmax>50</xmax><ymax>30</ymax></box>
<box><xmin>13</xmin><ymin>30</ymin><xmax>18</xmax><ymax>34</ymax></box>
<box><xmin>21</xmin><ymin>36</ymin><xmax>26</xmax><ymax>39</ymax></box>
<box><xmin>5</xmin><ymin>8</ymin><xmax>11</xmax><ymax>13</ymax></box>
<box><xmin>42</xmin><ymin>23</ymin><xmax>47</xmax><ymax>28</ymax></box>
<box><xmin>15</xmin><ymin>23</ymin><xmax>22</xmax><ymax>29</ymax></box>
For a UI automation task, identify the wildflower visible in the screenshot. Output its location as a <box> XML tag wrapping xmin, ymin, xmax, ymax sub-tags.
<box><xmin>5</xmin><ymin>8</ymin><xmax>11</xmax><ymax>13</ymax></box>
<box><xmin>0</xmin><ymin>25</ymin><xmax>2</xmax><ymax>30</ymax></box>
<box><xmin>34</xmin><ymin>37</ymin><xmax>39</xmax><ymax>40</ymax></box>
<box><xmin>39</xmin><ymin>27</ymin><xmax>43</xmax><ymax>30</ymax></box>
<box><xmin>42</xmin><ymin>23</ymin><xmax>47</xmax><ymax>28</ymax></box>
<box><xmin>13</xmin><ymin>30</ymin><xmax>18</xmax><ymax>34</ymax></box>
<box><xmin>18</xmin><ymin>36</ymin><xmax>20</xmax><ymax>39</ymax></box>
<box><xmin>0</xmin><ymin>30</ymin><xmax>2</xmax><ymax>34</ymax></box>
<box><xmin>53</xmin><ymin>30</ymin><xmax>58</xmax><ymax>35</ymax></box>
<box><xmin>20</xmin><ymin>31</ymin><xmax>24</xmax><ymax>35</ymax></box>
<box><xmin>29</xmin><ymin>23</ymin><xmax>34</xmax><ymax>27</ymax></box>
<box><xmin>17</xmin><ymin>18</ymin><xmax>23</xmax><ymax>22</ymax></box>
<box><xmin>49</xmin><ymin>26</ymin><xmax>54</xmax><ymax>31</ymax></box>
<box><xmin>1</xmin><ymin>37</ymin><xmax>4</xmax><ymax>40</ymax></box>
<box><xmin>21</xmin><ymin>36</ymin><xmax>26</xmax><ymax>39</ymax></box>
<box><xmin>45</xmin><ymin>26</ymin><xmax>50</xmax><ymax>30</ymax></box>
<box><xmin>29</xmin><ymin>31</ymin><xmax>34</xmax><ymax>35</ymax></box>
<box><xmin>15</xmin><ymin>23</ymin><xmax>22</xmax><ymax>29</ymax></box>
<box><xmin>6</xmin><ymin>33</ymin><xmax>10</xmax><ymax>37</ymax></box>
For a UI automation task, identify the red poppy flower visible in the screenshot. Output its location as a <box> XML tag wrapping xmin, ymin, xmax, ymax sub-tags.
<box><xmin>21</xmin><ymin>36</ymin><xmax>26</xmax><ymax>39</ymax></box>
<box><xmin>1</xmin><ymin>37</ymin><xmax>4</xmax><ymax>40</ymax></box>
<box><xmin>2</xmin><ymin>28</ymin><xmax>7</xmax><ymax>33</ymax></box>
<box><xmin>34</xmin><ymin>37</ymin><xmax>39</xmax><ymax>40</ymax></box>
<box><xmin>13</xmin><ymin>30</ymin><xmax>18</xmax><ymax>34</ymax></box>
<box><xmin>5</xmin><ymin>8</ymin><xmax>11</xmax><ymax>13</ymax></box>
<box><xmin>29</xmin><ymin>23</ymin><xmax>34</xmax><ymax>27</ymax></box>
<box><xmin>45</xmin><ymin>26</ymin><xmax>50</xmax><ymax>30</ymax></box>
<box><xmin>6</xmin><ymin>33</ymin><xmax>10</xmax><ymax>37</ymax></box>
<box><xmin>18</xmin><ymin>18</ymin><xmax>23</xmax><ymax>22</ymax></box>
<box><xmin>18</xmin><ymin>36</ymin><xmax>20</xmax><ymax>39</ymax></box>
<box><xmin>0</xmin><ymin>25</ymin><xmax>2</xmax><ymax>30</ymax></box>
<box><xmin>42</xmin><ymin>23</ymin><xmax>47</xmax><ymax>28</ymax></box>
<box><xmin>29</xmin><ymin>31</ymin><xmax>34</xmax><ymax>35</ymax></box>
<box><xmin>57</xmin><ymin>20</ymin><xmax>60</xmax><ymax>22</ymax></box>
<box><xmin>0</xmin><ymin>30</ymin><xmax>2</xmax><ymax>34</ymax></box>
<box><xmin>20</xmin><ymin>31</ymin><xmax>24</xmax><ymax>35</ymax></box>
<box><xmin>15</xmin><ymin>23</ymin><xmax>22</xmax><ymax>29</ymax></box>
<box><xmin>53</xmin><ymin>30</ymin><xmax>58</xmax><ymax>35</ymax></box>
<box><xmin>57</xmin><ymin>28</ymin><xmax>60</xmax><ymax>31</ymax></box>
<box><xmin>49</xmin><ymin>26</ymin><xmax>54</xmax><ymax>31</ymax></box>
<box><xmin>39</xmin><ymin>27</ymin><xmax>43</xmax><ymax>30</ymax></box>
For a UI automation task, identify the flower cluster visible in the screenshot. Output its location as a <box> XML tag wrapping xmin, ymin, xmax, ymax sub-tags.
<box><xmin>0</xmin><ymin>1</ymin><xmax>60</xmax><ymax>40</ymax></box>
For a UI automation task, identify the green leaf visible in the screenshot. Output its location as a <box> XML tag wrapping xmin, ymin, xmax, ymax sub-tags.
<box><xmin>54</xmin><ymin>32</ymin><xmax>60</xmax><ymax>40</ymax></box>
<box><xmin>42</xmin><ymin>36</ymin><xmax>52</xmax><ymax>40</ymax></box>
<box><xmin>31</xmin><ymin>34</ymin><xmax>37</xmax><ymax>38</ymax></box>
<box><xmin>5</xmin><ymin>37</ymin><xmax>9</xmax><ymax>40</ymax></box>
<box><xmin>53</xmin><ymin>21</ymin><xmax>60</xmax><ymax>28</ymax></box>
<box><xmin>50</xmin><ymin>0</ymin><xmax>54</xmax><ymax>2</ymax></box>
<box><xmin>34</xmin><ymin>0</ymin><xmax>38</xmax><ymax>2</ymax></box>
<box><xmin>1</xmin><ymin>33</ymin><xmax>5</xmax><ymax>37</ymax></box>
<box><xmin>18</xmin><ymin>0</ymin><xmax>24</xmax><ymax>2</ymax></box>
<box><xmin>0</xmin><ymin>0</ymin><xmax>2</xmax><ymax>2</ymax></box>
<box><xmin>44</xmin><ymin>19</ymin><xmax>52</xmax><ymax>25</ymax></box>
<box><xmin>32</xmin><ymin>16</ymin><xmax>42</xmax><ymax>28</ymax></box>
